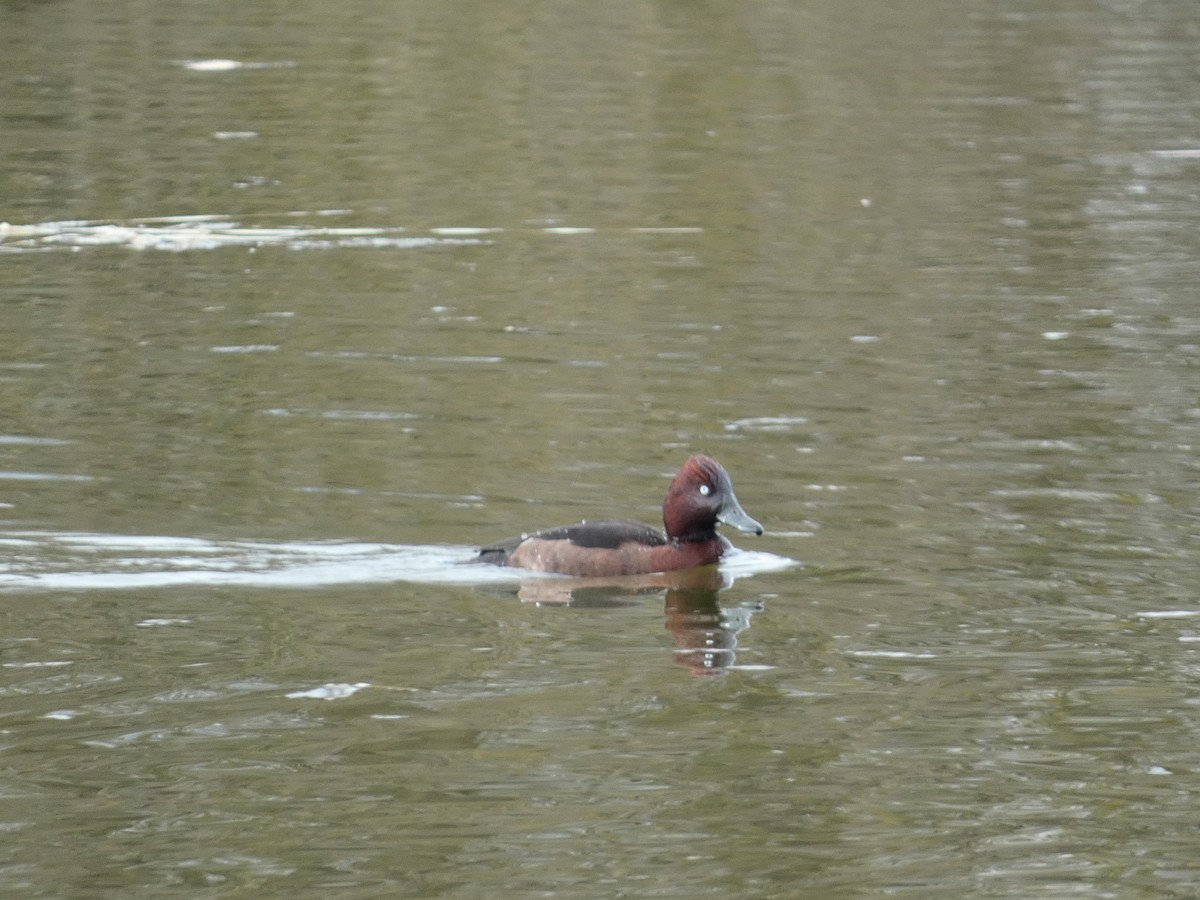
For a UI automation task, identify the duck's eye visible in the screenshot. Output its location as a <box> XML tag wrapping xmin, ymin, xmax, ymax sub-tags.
<box><xmin>699</xmin><ymin>484</ymin><xmax>711</xmax><ymax>496</ymax></box>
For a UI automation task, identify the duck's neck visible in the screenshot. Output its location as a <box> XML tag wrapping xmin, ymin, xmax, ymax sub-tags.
<box><xmin>670</xmin><ymin>527</ymin><xmax>719</xmax><ymax>545</ymax></box>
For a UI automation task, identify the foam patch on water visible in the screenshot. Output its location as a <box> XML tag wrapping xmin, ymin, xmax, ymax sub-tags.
<box><xmin>718</xmin><ymin>547</ymin><xmax>800</xmax><ymax>581</ymax></box>
<box><xmin>0</xmin><ymin>215</ymin><xmax>704</xmax><ymax>253</ymax></box>
<box><xmin>724</xmin><ymin>416</ymin><xmax>809</xmax><ymax>432</ymax></box>
<box><xmin>0</xmin><ymin>215</ymin><xmax>488</xmax><ymax>252</ymax></box>
<box><xmin>846</xmin><ymin>649</ymin><xmax>939</xmax><ymax>659</ymax></box>
<box><xmin>286</xmin><ymin>683</ymin><xmax>371</xmax><ymax>700</ymax></box>
<box><xmin>178</xmin><ymin>59</ymin><xmax>298</xmax><ymax>72</ymax></box>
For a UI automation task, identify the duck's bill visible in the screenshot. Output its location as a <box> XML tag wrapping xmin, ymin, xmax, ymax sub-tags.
<box><xmin>718</xmin><ymin>500</ymin><xmax>764</xmax><ymax>536</ymax></box>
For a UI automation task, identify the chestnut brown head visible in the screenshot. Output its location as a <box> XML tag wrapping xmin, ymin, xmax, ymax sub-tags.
<box><xmin>662</xmin><ymin>455</ymin><xmax>762</xmax><ymax>543</ymax></box>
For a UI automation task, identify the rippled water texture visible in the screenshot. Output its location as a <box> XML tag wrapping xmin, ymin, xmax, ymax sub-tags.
<box><xmin>4</xmin><ymin>0</ymin><xmax>1200</xmax><ymax>896</ymax></box>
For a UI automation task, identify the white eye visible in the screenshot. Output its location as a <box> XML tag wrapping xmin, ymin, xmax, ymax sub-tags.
<box><xmin>699</xmin><ymin>484</ymin><xmax>711</xmax><ymax>496</ymax></box>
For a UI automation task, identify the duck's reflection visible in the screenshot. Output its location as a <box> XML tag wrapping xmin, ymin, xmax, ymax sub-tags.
<box><xmin>514</xmin><ymin>567</ymin><xmax>764</xmax><ymax>674</ymax></box>
<box><xmin>664</xmin><ymin>586</ymin><xmax>763</xmax><ymax>676</ymax></box>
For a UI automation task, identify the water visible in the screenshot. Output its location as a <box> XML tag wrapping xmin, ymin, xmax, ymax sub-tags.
<box><xmin>4</xmin><ymin>0</ymin><xmax>1200</xmax><ymax>895</ymax></box>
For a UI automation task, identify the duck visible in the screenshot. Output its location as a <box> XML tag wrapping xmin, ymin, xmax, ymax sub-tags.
<box><xmin>477</xmin><ymin>454</ymin><xmax>762</xmax><ymax>576</ymax></box>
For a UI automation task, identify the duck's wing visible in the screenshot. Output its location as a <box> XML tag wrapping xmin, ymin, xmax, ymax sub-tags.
<box><xmin>477</xmin><ymin>519</ymin><xmax>666</xmax><ymax>564</ymax></box>
<box><xmin>524</xmin><ymin>520</ymin><xmax>667</xmax><ymax>550</ymax></box>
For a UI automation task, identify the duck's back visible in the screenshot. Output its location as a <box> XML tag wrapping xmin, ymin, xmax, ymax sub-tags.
<box><xmin>478</xmin><ymin>519</ymin><xmax>666</xmax><ymax>565</ymax></box>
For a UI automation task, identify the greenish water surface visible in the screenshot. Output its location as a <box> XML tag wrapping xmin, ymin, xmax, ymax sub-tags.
<box><xmin>3</xmin><ymin>1</ymin><xmax>1200</xmax><ymax>896</ymax></box>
